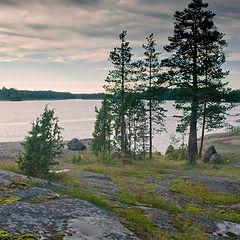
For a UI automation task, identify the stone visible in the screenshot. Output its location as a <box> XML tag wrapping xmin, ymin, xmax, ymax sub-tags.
<box><xmin>165</xmin><ymin>145</ymin><xmax>174</xmax><ymax>156</ymax></box>
<box><xmin>210</xmin><ymin>153</ymin><xmax>223</xmax><ymax>164</ymax></box>
<box><xmin>203</xmin><ymin>145</ymin><xmax>217</xmax><ymax>163</ymax></box>
<box><xmin>67</xmin><ymin>138</ymin><xmax>87</xmax><ymax>151</ymax></box>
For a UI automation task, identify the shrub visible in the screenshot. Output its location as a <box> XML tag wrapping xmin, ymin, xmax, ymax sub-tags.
<box><xmin>17</xmin><ymin>105</ymin><xmax>64</xmax><ymax>178</ymax></box>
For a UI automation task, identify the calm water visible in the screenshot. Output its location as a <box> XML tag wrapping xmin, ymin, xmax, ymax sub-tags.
<box><xmin>0</xmin><ymin>99</ymin><xmax>239</xmax><ymax>153</ymax></box>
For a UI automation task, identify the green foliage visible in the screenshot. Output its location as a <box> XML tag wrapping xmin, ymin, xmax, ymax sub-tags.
<box><xmin>91</xmin><ymin>95</ymin><xmax>112</xmax><ymax>155</ymax></box>
<box><xmin>172</xmin><ymin>179</ymin><xmax>240</xmax><ymax>205</ymax></box>
<box><xmin>17</xmin><ymin>105</ymin><xmax>64</xmax><ymax>178</ymax></box>
<box><xmin>162</xmin><ymin>0</ymin><xmax>231</xmax><ymax>164</ymax></box>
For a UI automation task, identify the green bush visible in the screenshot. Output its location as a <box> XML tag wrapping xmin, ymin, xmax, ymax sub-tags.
<box><xmin>17</xmin><ymin>105</ymin><xmax>64</xmax><ymax>178</ymax></box>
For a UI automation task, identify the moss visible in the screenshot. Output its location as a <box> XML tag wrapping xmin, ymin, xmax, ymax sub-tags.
<box><xmin>11</xmin><ymin>234</ymin><xmax>38</xmax><ymax>240</ymax></box>
<box><xmin>29</xmin><ymin>195</ymin><xmax>60</xmax><ymax>203</ymax></box>
<box><xmin>0</xmin><ymin>227</ymin><xmax>11</xmax><ymax>239</ymax></box>
<box><xmin>7</xmin><ymin>178</ymin><xmax>30</xmax><ymax>190</ymax></box>
<box><xmin>46</xmin><ymin>233</ymin><xmax>65</xmax><ymax>240</ymax></box>
<box><xmin>170</xmin><ymin>214</ymin><xmax>209</xmax><ymax>240</ymax></box>
<box><xmin>171</xmin><ymin>179</ymin><xmax>240</xmax><ymax>205</ymax></box>
<box><xmin>187</xmin><ymin>204</ymin><xmax>240</xmax><ymax>223</ymax></box>
<box><xmin>0</xmin><ymin>195</ymin><xmax>21</xmax><ymax>205</ymax></box>
<box><xmin>24</xmin><ymin>178</ymin><xmax>42</xmax><ymax>188</ymax></box>
<box><xmin>114</xmin><ymin>207</ymin><xmax>168</xmax><ymax>240</ymax></box>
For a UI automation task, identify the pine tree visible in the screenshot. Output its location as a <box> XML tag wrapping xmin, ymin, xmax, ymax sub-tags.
<box><xmin>141</xmin><ymin>33</ymin><xmax>166</xmax><ymax>158</ymax></box>
<box><xmin>162</xmin><ymin>0</ymin><xmax>230</xmax><ymax>164</ymax></box>
<box><xmin>104</xmin><ymin>31</ymin><xmax>134</xmax><ymax>154</ymax></box>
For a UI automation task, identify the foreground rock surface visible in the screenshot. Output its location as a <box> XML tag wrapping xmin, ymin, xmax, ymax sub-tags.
<box><xmin>0</xmin><ymin>170</ymin><xmax>138</xmax><ymax>240</ymax></box>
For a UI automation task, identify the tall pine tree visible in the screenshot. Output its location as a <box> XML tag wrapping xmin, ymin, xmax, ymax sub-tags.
<box><xmin>104</xmin><ymin>31</ymin><xmax>134</xmax><ymax>154</ymax></box>
<box><xmin>162</xmin><ymin>0</ymin><xmax>229</xmax><ymax>164</ymax></box>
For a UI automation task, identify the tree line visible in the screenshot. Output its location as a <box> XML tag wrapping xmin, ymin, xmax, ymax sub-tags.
<box><xmin>92</xmin><ymin>0</ymin><xmax>238</xmax><ymax>164</ymax></box>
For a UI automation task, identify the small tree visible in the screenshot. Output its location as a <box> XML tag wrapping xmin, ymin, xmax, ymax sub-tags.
<box><xmin>91</xmin><ymin>95</ymin><xmax>113</xmax><ymax>155</ymax></box>
<box><xmin>17</xmin><ymin>105</ymin><xmax>63</xmax><ymax>178</ymax></box>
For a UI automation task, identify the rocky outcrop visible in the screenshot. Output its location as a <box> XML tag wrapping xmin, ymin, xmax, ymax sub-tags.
<box><xmin>0</xmin><ymin>170</ymin><xmax>138</xmax><ymax>240</ymax></box>
<box><xmin>67</xmin><ymin>138</ymin><xmax>87</xmax><ymax>151</ymax></box>
<box><xmin>165</xmin><ymin>145</ymin><xmax>174</xmax><ymax>156</ymax></box>
<box><xmin>203</xmin><ymin>145</ymin><xmax>217</xmax><ymax>163</ymax></box>
<box><xmin>210</xmin><ymin>153</ymin><xmax>223</xmax><ymax>164</ymax></box>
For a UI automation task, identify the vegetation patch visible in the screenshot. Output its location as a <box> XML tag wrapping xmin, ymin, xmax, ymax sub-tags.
<box><xmin>56</xmin><ymin>188</ymin><xmax>112</xmax><ymax>209</ymax></box>
<box><xmin>0</xmin><ymin>228</ymin><xmax>38</xmax><ymax>240</ymax></box>
<box><xmin>29</xmin><ymin>195</ymin><xmax>60</xmax><ymax>203</ymax></box>
<box><xmin>114</xmin><ymin>207</ymin><xmax>168</xmax><ymax>240</ymax></box>
<box><xmin>7</xmin><ymin>178</ymin><xmax>30</xmax><ymax>190</ymax></box>
<box><xmin>188</xmin><ymin>204</ymin><xmax>240</xmax><ymax>224</ymax></box>
<box><xmin>0</xmin><ymin>195</ymin><xmax>21</xmax><ymax>205</ymax></box>
<box><xmin>119</xmin><ymin>188</ymin><xmax>181</xmax><ymax>213</ymax></box>
<box><xmin>46</xmin><ymin>233</ymin><xmax>65</xmax><ymax>240</ymax></box>
<box><xmin>171</xmin><ymin>179</ymin><xmax>240</xmax><ymax>205</ymax></box>
<box><xmin>170</xmin><ymin>214</ymin><xmax>209</xmax><ymax>240</ymax></box>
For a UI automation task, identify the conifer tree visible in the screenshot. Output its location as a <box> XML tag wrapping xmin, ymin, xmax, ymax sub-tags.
<box><xmin>162</xmin><ymin>0</ymin><xmax>230</xmax><ymax>164</ymax></box>
<box><xmin>91</xmin><ymin>95</ymin><xmax>112</xmax><ymax>155</ymax></box>
<box><xmin>141</xmin><ymin>33</ymin><xmax>166</xmax><ymax>158</ymax></box>
<box><xmin>104</xmin><ymin>31</ymin><xmax>134</xmax><ymax>154</ymax></box>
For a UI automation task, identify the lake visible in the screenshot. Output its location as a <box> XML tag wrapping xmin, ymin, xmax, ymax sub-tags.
<box><xmin>0</xmin><ymin>99</ymin><xmax>239</xmax><ymax>153</ymax></box>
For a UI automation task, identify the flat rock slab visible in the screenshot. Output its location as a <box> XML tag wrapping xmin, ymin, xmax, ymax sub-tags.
<box><xmin>0</xmin><ymin>170</ymin><xmax>138</xmax><ymax>240</ymax></box>
<box><xmin>73</xmin><ymin>170</ymin><xmax>119</xmax><ymax>193</ymax></box>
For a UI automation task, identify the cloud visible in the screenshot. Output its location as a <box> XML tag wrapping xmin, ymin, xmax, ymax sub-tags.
<box><xmin>0</xmin><ymin>0</ymin><xmax>238</xmax><ymax>64</ymax></box>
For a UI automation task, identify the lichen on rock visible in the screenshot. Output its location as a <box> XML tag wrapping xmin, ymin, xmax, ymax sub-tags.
<box><xmin>0</xmin><ymin>195</ymin><xmax>21</xmax><ymax>205</ymax></box>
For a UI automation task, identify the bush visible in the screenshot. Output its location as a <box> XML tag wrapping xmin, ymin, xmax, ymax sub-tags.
<box><xmin>17</xmin><ymin>105</ymin><xmax>63</xmax><ymax>178</ymax></box>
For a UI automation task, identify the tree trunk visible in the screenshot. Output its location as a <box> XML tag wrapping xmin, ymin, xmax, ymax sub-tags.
<box><xmin>199</xmin><ymin>102</ymin><xmax>206</xmax><ymax>157</ymax></box>
<box><xmin>187</xmin><ymin>96</ymin><xmax>198</xmax><ymax>164</ymax></box>
<box><xmin>149</xmin><ymin>59</ymin><xmax>153</xmax><ymax>159</ymax></box>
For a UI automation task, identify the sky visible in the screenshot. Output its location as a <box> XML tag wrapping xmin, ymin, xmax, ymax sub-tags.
<box><xmin>0</xmin><ymin>0</ymin><xmax>239</xmax><ymax>93</ymax></box>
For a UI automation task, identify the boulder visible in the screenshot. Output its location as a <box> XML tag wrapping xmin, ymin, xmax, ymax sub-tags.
<box><xmin>67</xmin><ymin>138</ymin><xmax>87</xmax><ymax>151</ymax></box>
<box><xmin>165</xmin><ymin>145</ymin><xmax>174</xmax><ymax>156</ymax></box>
<box><xmin>210</xmin><ymin>153</ymin><xmax>223</xmax><ymax>164</ymax></box>
<box><xmin>203</xmin><ymin>145</ymin><xmax>217</xmax><ymax>163</ymax></box>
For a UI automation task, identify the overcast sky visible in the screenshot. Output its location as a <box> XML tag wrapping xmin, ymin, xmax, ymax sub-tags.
<box><xmin>0</xmin><ymin>0</ymin><xmax>239</xmax><ymax>93</ymax></box>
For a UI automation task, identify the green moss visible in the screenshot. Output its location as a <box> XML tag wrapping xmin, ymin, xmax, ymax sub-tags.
<box><xmin>188</xmin><ymin>204</ymin><xmax>240</xmax><ymax>223</ymax></box>
<box><xmin>170</xmin><ymin>214</ymin><xmax>209</xmax><ymax>240</ymax></box>
<box><xmin>29</xmin><ymin>195</ymin><xmax>60</xmax><ymax>203</ymax></box>
<box><xmin>171</xmin><ymin>179</ymin><xmax>240</xmax><ymax>205</ymax></box>
<box><xmin>114</xmin><ymin>207</ymin><xmax>168</xmax><ymax>240</ymax></box>
<box><xmin>11</xmin><ymin>234</ymin><xmax>38</xmax><ymax>240</ymax></box>
<box><xmin>24</xmin><ymin>178</ymin><xmax>42</xmax><ymax>188</ymax></box>
<box><xmin>7</xmin><ymin>178</ymin><xmax>30</xmax><ymax>190</ymax></box>
<box><xmin>0</xmin><ymin>227</ymin><xmax>11</xmax><ymax>239</ymax></box>
<box><xmin>0</xmin><ymin>195</ymin><xmax>21</xmax><ymax>205</ymax></box>
<box><xmin>46</xmin><ymin>233</ymin><xmax>65</xmax><ymax>240</ymax></box>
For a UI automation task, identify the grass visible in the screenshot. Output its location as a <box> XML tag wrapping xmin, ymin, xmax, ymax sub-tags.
<box><xmin>119</xmin><ymin>188</ymin><xmax>181</xmax><ymax>213</ymax></box>
<box><xmin>56</xmin><ymin>188</ymin><xmax>112</xmax><ymax>209</ymax></box>
<box><xmin>171</xmin><ymin>179</ymin><xmax>240</xmax><ymax>205</ymax></box>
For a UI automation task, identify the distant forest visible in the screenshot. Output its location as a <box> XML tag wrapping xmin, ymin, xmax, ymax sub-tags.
<box><xmin>0</xmin><ymin>86</ymin><xmax>239</xmax><ymax>102</ymax></box>
<box><xmin>0</xmin><ymin>86</ymin><xmax>177</xmax><ymax>101</ymax></box>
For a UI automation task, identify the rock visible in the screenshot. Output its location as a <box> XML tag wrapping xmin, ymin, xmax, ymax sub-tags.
<box><xmin>67</xmin><ymin>138</ymin><xmax>87</xmax><ymax>151</ymax></box>
<box><xmin>210</xmin><ymin>153</ymin><xmax>223</xmax><ymax>164</ymax></box>
<box><xmin>203</xmin><ymin>145</ymin><xmax>217</xmax><ymax>163</ymax></box>
<box><xmin>165</xmin><ymin>145</ymin><xmax>174</xmax><ymax>156</ymax></box>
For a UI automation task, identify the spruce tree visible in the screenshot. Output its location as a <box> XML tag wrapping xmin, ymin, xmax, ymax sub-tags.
<box><xmin>91</xmin><ymin>95</ymin><xmax>112</xmax><ymax>155</ymax></box>
<box><xmin>162</xmin><ymin>0</ymin><xmax>229</xmax><ymax>164</ymax></box>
